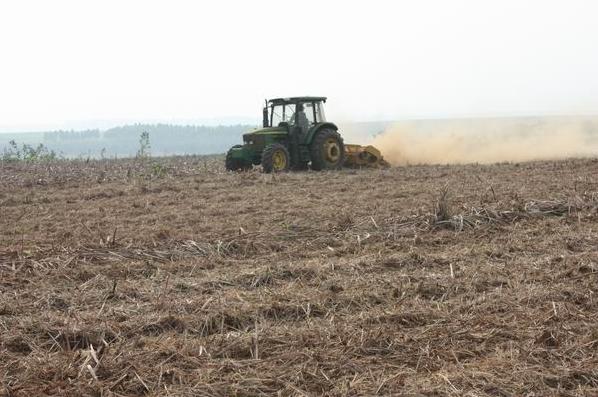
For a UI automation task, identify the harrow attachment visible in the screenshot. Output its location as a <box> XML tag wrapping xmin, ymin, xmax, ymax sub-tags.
<box><xmin>344</xmin><ymin>144</ymin><xmax>391</xmax><ymax>169</ymax></box>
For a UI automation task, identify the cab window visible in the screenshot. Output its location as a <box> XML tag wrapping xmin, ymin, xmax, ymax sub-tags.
<box><xmin>315</xmin><ymin>102</ymin><xmax>326</xmax><ymax>122</ymax></box>
<box><xmin>270</xmin><ymin>104</ymin><xmax>296</xmax><ymax>126</ymax></box>
<box><xmin>302</xmin><ymin>103</ymin><xmax>316</xmax><ymax>125</ymax></box>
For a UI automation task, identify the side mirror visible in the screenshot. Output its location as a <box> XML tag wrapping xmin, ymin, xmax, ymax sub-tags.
<box><xmin>262</xmin><ymin>107</ymin><xmax>269</xmax><ymax>128</ymax></box>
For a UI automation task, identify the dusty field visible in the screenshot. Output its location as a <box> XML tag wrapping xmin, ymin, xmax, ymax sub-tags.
<box><xmin>1</xmin><ymin>156</ymin><xmax>598</xmax><ymax>396</ymax></box>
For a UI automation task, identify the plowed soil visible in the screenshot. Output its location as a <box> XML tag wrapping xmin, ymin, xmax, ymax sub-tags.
<box><xmin>1</xmin><ymin>157</ymin><xmax>598</xmax><ymax>396</ymax></box>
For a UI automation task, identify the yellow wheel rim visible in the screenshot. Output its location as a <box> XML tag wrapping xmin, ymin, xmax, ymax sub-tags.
<box><xmin>272</xmin><ymin>150</ymin><xmax>287</xmax><ymax>171</ymax></box>
<box><xmin>324</xmin><ymin>138</ymin><xmax>341</xmax><ymax>163</ymax></box>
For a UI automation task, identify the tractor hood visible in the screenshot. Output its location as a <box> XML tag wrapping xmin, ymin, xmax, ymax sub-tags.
<box><xmin>243</xmin><ymin>127</ymin><xmax>287</xmax><ymax>139</ymax></box>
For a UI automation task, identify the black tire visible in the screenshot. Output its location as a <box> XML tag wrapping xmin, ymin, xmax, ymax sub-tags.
<box><xmin>309</xmin><ymin>128</ymin><xmax>345</xmax><ymax>171</ymax></box>
<box><xmin>225</xmin><ymin>145</ymin><xmax>252</xmax><ymax>171</ymax></box>
<box><xmin>261</xmin><ymin>144</ymin><xmax>290</xmax><ymax>173</ymax></box>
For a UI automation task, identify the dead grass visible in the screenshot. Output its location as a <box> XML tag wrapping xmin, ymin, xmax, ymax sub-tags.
<box><xmin>1</xmin><ymin>156</ymin><xmax>598</xmax><ymax>396</ymax></box>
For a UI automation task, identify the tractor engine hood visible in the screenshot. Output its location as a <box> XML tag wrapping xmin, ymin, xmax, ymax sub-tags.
<box><xmin>243</xmin><ymin>127</ymin><xmax>287</xmax><ymax>143</ymax></box>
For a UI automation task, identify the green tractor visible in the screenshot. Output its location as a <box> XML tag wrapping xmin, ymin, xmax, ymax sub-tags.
<box><xmin>225</xmin><ymin>96</ymin><xmax>345</xmax><ymax>172</ymax></box>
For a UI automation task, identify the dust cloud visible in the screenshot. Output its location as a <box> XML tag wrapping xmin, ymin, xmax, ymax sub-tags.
<box><xmin>371</xmin><ymin>117</ymin><xmax>598</xmax><ymax>165</ymax></box>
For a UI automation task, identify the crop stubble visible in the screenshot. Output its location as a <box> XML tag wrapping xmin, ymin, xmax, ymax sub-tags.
<box><xmin>1</xmin><ymin>156</ymin><xmax>598</xmax><ymax>396</ymax></box>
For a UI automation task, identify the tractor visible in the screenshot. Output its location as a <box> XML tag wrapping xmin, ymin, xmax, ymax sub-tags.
<box><xmin>225</xmin><ymin>96</ymin><xmax>388</xmax><ymax>172</ymax></box>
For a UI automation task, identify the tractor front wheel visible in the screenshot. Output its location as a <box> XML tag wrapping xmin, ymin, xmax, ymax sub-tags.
<box><xmin>309</xmin><ymin>128</ymin><xmax>345</xmax><ymax>171</ymax></box>
<box><xmin>261</xmin><ymin>144</ymin><xmax>290</xmax><ymax>173</ymax></box>
<box><xmin>225</xmin><ymin>145</ymin><xmax>252</xmax><ymax>171</ymax></box>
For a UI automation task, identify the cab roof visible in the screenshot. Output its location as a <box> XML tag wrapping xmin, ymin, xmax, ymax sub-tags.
<box><xmin>267</xmin><ymin>96</ymin><xmax>327</xmax><ymax>105</ymax></box>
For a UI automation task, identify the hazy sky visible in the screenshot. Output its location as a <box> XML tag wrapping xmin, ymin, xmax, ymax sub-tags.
<box><xmin>1</xmin><ymin>0</ymin><xmax>597</xmax><ymax>132</ymax></box>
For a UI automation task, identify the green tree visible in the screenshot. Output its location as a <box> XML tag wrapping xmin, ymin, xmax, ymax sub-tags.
<box><xmin>136</xmin><ymin>131</ymin><xmax>151</xmax><ymax>159</ymax></box>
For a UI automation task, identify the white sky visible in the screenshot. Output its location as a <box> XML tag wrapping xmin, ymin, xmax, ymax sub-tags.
<box><xmin>1</xmin><ymin>0</ymin><xmax>597</xmax><ymax>132</ymax></box>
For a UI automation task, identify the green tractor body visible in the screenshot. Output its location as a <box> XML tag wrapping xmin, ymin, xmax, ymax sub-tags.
<box><xmin>226</xmin><ymin>96</ymin><xmax>345</xmax><ymax>172</ymax></box>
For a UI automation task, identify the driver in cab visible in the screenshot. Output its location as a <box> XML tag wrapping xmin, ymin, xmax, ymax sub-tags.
<box><xmin>292</xmin><ymin>103</ymin><xmax>310</xmax><ymax>133</ymax></box>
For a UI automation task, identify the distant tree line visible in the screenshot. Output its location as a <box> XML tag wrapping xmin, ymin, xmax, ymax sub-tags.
<box><xmin>43</xmin><ymin>129</ymin><xmax>101</xmax><ymax>141</ymax></box>
<box><xmin>1</xmin><ymin>123</ymin><xmax>257</xmax><ymax>158</ymax></box>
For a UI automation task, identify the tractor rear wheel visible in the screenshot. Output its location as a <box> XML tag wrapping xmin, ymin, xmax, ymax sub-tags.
<box><xmin>262</xmin><ymin>144</ymin><xmax>290</xmax><ymax>173</ymax></box>
<box><xmin>225</xmin><ymin>145</ymin><xmax>252</xmax><ymax>171</ymax></box>
<box><xmin>309</xmin><ymin>128</ymin><xmax>345</xmax><ymax>171</ymax></box>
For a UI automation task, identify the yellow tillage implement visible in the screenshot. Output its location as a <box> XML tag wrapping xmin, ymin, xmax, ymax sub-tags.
<box><xmin>344</xmin><ymin>144</ymin><xmax>390</xmax><ymax>168</ymax></box>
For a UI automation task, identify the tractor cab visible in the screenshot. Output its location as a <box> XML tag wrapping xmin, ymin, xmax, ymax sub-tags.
<box><xmin>263</xmin><ymin>97</ymin><xmax>328</xmax><ymax>138</ymax></box>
